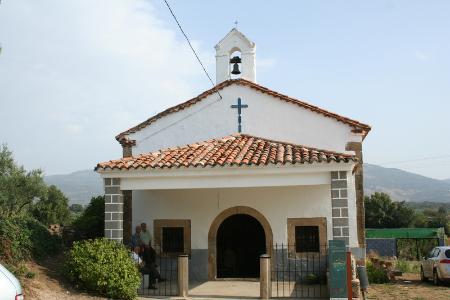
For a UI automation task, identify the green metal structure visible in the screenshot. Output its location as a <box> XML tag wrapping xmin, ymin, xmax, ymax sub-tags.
<box><xmin>366</xmin><ymin>228</ymin><xmax>446</xmax><ymax>240</ymax></box>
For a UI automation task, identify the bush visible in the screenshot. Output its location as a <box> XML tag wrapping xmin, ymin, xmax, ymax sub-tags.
<box><xmin>396</xmin><ymin>259</ymin><xmax>420</xmax><ymax>274</ymax></box>
<box><xmin>0</xmin><ymin>217</ymin><xmax>33</xmax><ymax>264</ymax></box>
<box><xmin>65</xmin><ymin>238</ymin><xmax>140</xmax><ymax>300</ymax></box>
<box><xmin>0</xmin><ymin>216</ymin><xmax>61</xmax><ymax>265</ymax></box>
<box><xmin>25</xmin><ymin>217</ymin><xmax>62</xmax><ymax>258</ymax></box>
<box><xmin>366</xmin><ymin>261</ymin><xmax>389</xmax><ymax>283</ymax></box>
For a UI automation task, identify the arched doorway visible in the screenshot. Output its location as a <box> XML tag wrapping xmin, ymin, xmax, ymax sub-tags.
<box><xmin>216</xmin><ymin>214</ymin><xmax>265</xmax><ymax>278</ymax></box>
<box><xmin>208</xmin><ymin>206</ymin><xmax>273</xmax><ymax>280</ymax></box>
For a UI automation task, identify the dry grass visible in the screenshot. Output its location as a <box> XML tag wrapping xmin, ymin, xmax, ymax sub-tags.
<box><xmin>22</xmin><ymin>256</ymin><xmax>104</xmax><ymax>300</ymax></box>
<box><xmin>367</xmin><ymin>273</ymin><xmax>450</xmax><ymax>300</ymax></box>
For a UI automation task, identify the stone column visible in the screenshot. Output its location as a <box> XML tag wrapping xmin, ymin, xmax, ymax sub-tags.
<box><xmin>122</xmin><ymin>190</ymin><xmax>132</xmax><ymax>245</ymax></box>
<box><xmin>104</xmin><ymin>178</ymin><xmax>123</xmax><ymax>242</ymax></box>
<box><xmin>260</xmin><ymin>254</ymin><xmax>271</xmax><ymax>300</ymax></box>
<box><xmin>121</xmin><ymin>144</ymin><xmax>133</xmax><ymax>246</ymax></box>
<box><xmin>331</xmin><ymin>171</ymin><xmax>350</xmax><ymax>246</ymax></box>
<box><xmin>178</xmin><ymin>254</ymin><xmax>189</xmax><ymax>298</ymax></box>
<box><xmin>346</xmin><ymin>142</ymin><xmax>365</xmax><ymax>248</ymax></box>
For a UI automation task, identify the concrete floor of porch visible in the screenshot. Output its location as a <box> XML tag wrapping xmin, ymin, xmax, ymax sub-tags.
<box><xmin>138</xmin><ymin>280</ymin><xmax>328</xmax><ymax>299</ymax></box>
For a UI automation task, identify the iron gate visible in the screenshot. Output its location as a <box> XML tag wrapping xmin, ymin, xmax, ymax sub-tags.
<box><xmin>272</xmin><ymin>243</ymin><xmax>329</xmax><ymax>298</ymax></box>
<box><xmin>137</xmin><ymin>244</ymin><xmax>179</xmax><ymax>297</ymax></box>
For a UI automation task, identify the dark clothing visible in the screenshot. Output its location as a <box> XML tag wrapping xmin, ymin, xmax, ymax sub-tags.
<box><xmin>142</xmin><ymin>246</ymin><xmax>156</xmax><ymax>265</ymax></box>
<box><xmin>141</xmin><ymin>246</ymin><xmax>163</xmax><ymax>284</ymax></box>
<box><xmin>130</xmin><ymin>233</ymin><xmax>141</xmax><ymax>249</ymax></box>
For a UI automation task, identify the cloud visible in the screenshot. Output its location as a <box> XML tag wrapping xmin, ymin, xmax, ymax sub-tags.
<box><xmin>0</xmin><ymin>0</ymin><xmax>212</xmax><ymax>174</ymax></box>
<box><xmin>257</xmin><ymin>57</ymin><xmax>277</xmax><ymax>69</ymax></box>
<box><xmin>413</xmin><ymin>50</ymin><xmax>429</xmax><ymax>61</ymax></box>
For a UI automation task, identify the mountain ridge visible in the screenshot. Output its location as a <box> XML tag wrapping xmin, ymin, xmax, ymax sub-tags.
<box><xmin>364</xmin><ymin>164</ymin><xmax>450</xmax><ymax>203</ymax></box>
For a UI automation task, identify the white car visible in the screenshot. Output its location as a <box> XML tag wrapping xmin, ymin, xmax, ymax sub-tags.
<box><xmin>0</xmin><ymin>264</ymin><xmax>24</xmax><ymax>300</ymax></box>
<box><xmin>420</xmin><ymin>246</ymin><xmax>450</xmax><ymax>285</ymax></box>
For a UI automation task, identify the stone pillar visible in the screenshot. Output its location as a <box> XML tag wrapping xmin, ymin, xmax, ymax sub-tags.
<box><xmin>121</xmin><ymin>144</ymin><xmax>133</xmax><ymax>246</ymax></box>
<box><xmin>331</xmin><ymin>171</ymin><xmax>350</xmax><ymax>246</ymax></box>
<box><xmin>178</xmin><ymin>254</ymin><xmax>189</xmax><ymax>298</ymax></box>
<box><xmin>260</xmin><ymin>254</ymin><xmax>271</xmax><ymax>300</ymax></box>
<box><xmin>122</xmin><ymin>190</ymin><xmax>132</xmax><ymax>246</ymax></box>
<box><xmin>346</xmin><ymin>142</ymin><xmax>365</xmax><ymax>248</ymax></box>
<box><xmin>104</xmin><ymin>178</ymin><xmax>123</xmax><ymax>242</ymax></box>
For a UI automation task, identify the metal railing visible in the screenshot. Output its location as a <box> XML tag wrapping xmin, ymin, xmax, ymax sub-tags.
<box><xmin>271</xmin><ymin>243</ymin><xmax>329</xmax><ymax>299</ymax></box>
<box><xmin>137</xmin><ymin>244</ymin><xmax>179</xmax><ymax>297</ymax></box>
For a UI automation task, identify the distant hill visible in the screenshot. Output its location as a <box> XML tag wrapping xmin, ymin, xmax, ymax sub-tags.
<box><xmin>44</xmin><ymin>170</ymin><xmax>103</xmax><ymax>205</ymax></box>
<box><xmin>44</xmin><ymin>164</ymin><xmax>450</xmax><ymax>205</ymax></box>
<box><xmin>364</xmin><ymin>164</ymin><xmax>450</xmax><ymax>203</ymax></box>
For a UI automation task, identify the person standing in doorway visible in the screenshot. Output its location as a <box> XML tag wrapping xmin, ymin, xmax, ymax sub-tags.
<box><xmin>140</xmin><ymin>222</ymin><xmax>152</xmax><ymax>250</ymax></box>
<box><xmin>130</xmin><ymin>225</ymin><xmax>142</xmax><ymax>249</ymax></box>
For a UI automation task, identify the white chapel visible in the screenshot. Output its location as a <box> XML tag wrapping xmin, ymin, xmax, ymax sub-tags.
<box><xmin>96</xmin><ymin>28</ymin><xmax>371</xmax><ymax>281</ymax></box>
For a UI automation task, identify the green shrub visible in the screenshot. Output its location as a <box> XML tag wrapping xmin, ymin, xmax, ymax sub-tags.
<box><xmin>65</xmin><ymin>238</ymin><xmax>140</xmax><ymax>300</ymax></box>
<box><xmin>0</xmin><ymin>217</ymin><xmax>32</xmax><ymax>264</ymax></box>
<box><xmin>396</xmin><ymin>259</ymin><xmax>420</xmax><ymax>274</ymax></box>
<box><xmin>305</xmin><ymin>273</ymin><xmax>319</xmax><ymax>284</ymax></box>
<box><xmin>0</xmin><ymin>216</ymin><xmax>62</xmax><ymax>265</ymax></box>
<box><xmin>366</xmin><ymin>261</ymin><xmax>389</xmax><ymax>284</ymax></box>
<box><xmin>25</xmin><ymin>217</ymin><xmax>62</xmax><ymax>258</ymax></box>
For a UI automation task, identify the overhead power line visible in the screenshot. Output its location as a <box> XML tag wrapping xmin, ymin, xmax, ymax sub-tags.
<box><xmin>163</xmin><ymin>0</ymin><xmax>222</xmax><ymax>99</ymax></box>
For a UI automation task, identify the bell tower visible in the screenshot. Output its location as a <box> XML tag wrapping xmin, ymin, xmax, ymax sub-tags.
<box><xmin>215</xmin><ymin>28</ymin><xmax>256</xmax><ymax>84</ymax></box>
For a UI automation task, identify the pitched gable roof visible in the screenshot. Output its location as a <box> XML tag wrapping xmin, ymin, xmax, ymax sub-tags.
<box><xmin>116</xmin><ymin>79</ymin><xmax>371</xmax><ymax>145</ymax></box>
<box><xmin>215</xmin><ymin>28</ymin><xmax>255</xmax><ymax>50</ymax></box>
<box><xmin>98</xmin><ymin>134</ymin><xmax>356</xmax><ymax>171</ymax></box>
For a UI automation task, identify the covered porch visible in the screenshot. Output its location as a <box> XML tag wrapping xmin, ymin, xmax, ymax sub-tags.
<box><xmin>98</xmin><ymin>162</ymin><xmax>356</xmax><ymax>282</ymax></box>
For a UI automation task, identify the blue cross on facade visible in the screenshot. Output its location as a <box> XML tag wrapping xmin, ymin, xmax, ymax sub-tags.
<box><xmin>230</xmin><ymin>97</ymin><xmax>248</xmax><ymax>133</ymax></box>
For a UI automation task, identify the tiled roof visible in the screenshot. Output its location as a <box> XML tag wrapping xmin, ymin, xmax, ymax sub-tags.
<box><xmin>97</xmin><ymin>134</ymin><xmax>357</xmax><ymax>171</ymax></box>
<box><xmin>116</xmin><ymin>79</ymin><xmax>371</xmax><ymax>146</ymax></box>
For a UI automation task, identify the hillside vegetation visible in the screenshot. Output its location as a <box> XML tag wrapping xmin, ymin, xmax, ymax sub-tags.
<box><xmin>364</xmin><ymin>164</ymin><xmax>450</xmax><ymax>202</ymax></box>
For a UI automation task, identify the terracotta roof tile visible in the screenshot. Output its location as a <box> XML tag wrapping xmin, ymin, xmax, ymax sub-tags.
<box><xmin>97</xmin><ymin>134</ymin><xmax>357</xmax><ymax>171</ymax></box>
<box><xmin>115</xmin><ymin>79</ymin><xmax>371</xmax><ymax>146</ymax></box>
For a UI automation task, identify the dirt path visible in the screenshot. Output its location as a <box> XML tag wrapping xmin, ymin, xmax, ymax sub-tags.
<box><xmin>367</xmin><ymin>273</ymin><xmax>450</xmax><ymax>300</ymax></box>
<box><xmin>23</xmin><ymin>260</ymin><xmax>450</xmax><ymax>300</ymax></box>
<box><xmin>23</xmin><ymin>257</ymin><xmax>104</xmax><ymax>300</ymax></box>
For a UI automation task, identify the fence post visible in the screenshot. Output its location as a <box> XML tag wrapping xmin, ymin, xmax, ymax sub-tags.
<box><xmin>346</xmin><ymin>251</ymin><xmax>353</xmax><ymax>300</ymax></box>
<box><xmin>260</xmin><ymin>254</ymin><xmax>271</xmax><ymax>300</ymax></box>
<box><xmin>178</xmin><ymin>254</ymin><xmax>188</xmax><ymax>298</ymax></box>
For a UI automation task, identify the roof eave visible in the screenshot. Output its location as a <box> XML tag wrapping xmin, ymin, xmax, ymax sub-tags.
<box><xmin>115</xmin><ymin>79</ymin><xmax>372</xmax><ymax>144</ymax></box>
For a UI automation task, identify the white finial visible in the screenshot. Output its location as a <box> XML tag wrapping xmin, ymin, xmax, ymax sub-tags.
<box><xmin>234</xmin><ymin>21</ymin><xmax>238</xmax><ymax>29</ymax></box>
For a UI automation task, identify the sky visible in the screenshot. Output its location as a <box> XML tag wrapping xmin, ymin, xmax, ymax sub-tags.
<box><xmin>0</xmin><ymin>0</ymin><xmax>449</xmax><ymax>179</ymax></box>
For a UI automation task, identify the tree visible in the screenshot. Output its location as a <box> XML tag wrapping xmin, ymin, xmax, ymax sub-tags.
<box><xmin>423</xmin><ymin>206</ymin><xmax>450</xmax><ymax>235</ymax></box>
<box><xmin>0</xmin><ymin>145</ymin><xmax>47</xmax><ymax>217</ymax></box>
<box><xmin>69</xmin><ymin>203</ymin><xmax>84</xmax><ymax>214</ymax></box>
<box><xmin>365</xmin><ymin>192</ymin><xmax>416</xmax><ymax>228</ymax></box>
<box><xmin>33</xmin><ymin>185</ymin><xmax>70</xmax><ymax>225</ymax></box>
<box><xmin>72</xmin><ymin>196</ymin><xmax>104</xmax><ymax>240</ymax></box>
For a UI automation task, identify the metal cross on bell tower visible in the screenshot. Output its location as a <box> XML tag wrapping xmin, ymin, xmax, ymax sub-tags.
<box><xmin>230</xmin><ymin>97</ymin><xmax>248</xmax><ymax>133</ymax></box>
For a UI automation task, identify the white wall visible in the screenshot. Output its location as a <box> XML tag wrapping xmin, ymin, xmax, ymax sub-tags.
<box><xmin>131</xmin><ymin>184</ymin><xmax>359</xmax><ymax>249</ymax></box>
<box><xmin>129</xmin><ymin>84</ymin><xmax>361</xmax><ymax>156</ymax></box>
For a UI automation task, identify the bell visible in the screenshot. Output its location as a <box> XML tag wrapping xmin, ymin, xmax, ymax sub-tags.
<box><xmin>229</xmin><ymin>56</ymin><xmax>242</xmax><ymax>64</ymax></box>
<box><xmin>231</xmin><ymin>62</ymin><xmax>241</xmax><ymax>75</ymax></box>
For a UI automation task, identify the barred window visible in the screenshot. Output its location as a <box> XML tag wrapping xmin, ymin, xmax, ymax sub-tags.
<box><xmin>295</xmin><ymin>226</ymin><xmax>320</xmax><ymax>252</ymax></box>
<box><xmin>162</xmin><ymin>227</ymin><xmax>184</xmax><ymax>253</ymax></box>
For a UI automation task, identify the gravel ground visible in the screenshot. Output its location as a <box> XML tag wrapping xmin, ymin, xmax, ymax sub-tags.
<box><xmin>367</xmin><ymin>273</ymin><xmax>450</xmax><ymax>300</ymax></box>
